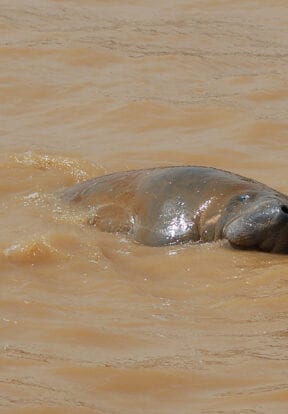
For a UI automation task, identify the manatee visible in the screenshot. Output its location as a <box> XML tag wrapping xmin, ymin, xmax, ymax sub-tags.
<box><xmin>61</xmin><ymin>166</ymin><xmax>288</xmax><ymax>253</ymax></box>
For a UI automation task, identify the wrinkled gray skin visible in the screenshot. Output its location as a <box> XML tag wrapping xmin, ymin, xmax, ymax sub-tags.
<box><xmin>61</xmin><ymin>166</ymin><xmax>288</xmax><ymax>253</ymax></box>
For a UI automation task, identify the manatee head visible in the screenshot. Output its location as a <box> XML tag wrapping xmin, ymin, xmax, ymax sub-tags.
<box><xmin>221</xmin><ymin>191</ymin><xmax>288</xmax><ymax>253</ymax></box>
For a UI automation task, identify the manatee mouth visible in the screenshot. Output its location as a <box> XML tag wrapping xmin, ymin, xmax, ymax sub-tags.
<box><xmin>222</xmin><ymin>203</ymin><xmax>288</xmax><ymax>253</ymax></box>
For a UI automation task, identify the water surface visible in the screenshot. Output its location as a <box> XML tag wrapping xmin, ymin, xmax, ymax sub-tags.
<box><xmin>1</xmin><ymin>1</ymin><xmax>288</xmax><ymax>413</ymax></box>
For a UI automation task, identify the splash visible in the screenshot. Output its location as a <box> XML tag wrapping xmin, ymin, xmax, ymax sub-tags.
<box><xmin>3</xmin><ymin>236</ymin><xmax>66</xmax><ymax>265</ymax></box>
<box><xmin>9</xmin><ymin>151</ymin><xmax>104</xmax><ymax>183</ymax></box>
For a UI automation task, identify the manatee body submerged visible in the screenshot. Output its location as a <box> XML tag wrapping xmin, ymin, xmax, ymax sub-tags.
<box><xmin>61</xmin><ymin>166</ymin><xmax>288</xmax><ymax>253</ymax></box>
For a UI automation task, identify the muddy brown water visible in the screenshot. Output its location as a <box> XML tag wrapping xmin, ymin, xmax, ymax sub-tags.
<box><xmin>1</xmin><ymin>1</ymin><xmax>288</xmax><ymax>413</ymax></box>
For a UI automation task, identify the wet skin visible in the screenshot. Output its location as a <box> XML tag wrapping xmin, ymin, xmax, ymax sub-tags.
<box><xmin>61</xmin><ymin>166</ymin><xmax>288</xmax><ymax>253</ymax></box>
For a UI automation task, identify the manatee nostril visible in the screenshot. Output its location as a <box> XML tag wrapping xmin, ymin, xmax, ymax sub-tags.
<box><xmin>281</xmin><ymin>205</ymin><xmax>288</xmax><ymax>214</ymax></box>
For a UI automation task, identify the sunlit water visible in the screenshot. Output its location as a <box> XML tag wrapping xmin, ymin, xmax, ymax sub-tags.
<box><xmin>0</xmin><ymin>1</ymin><xmax>288</xmax><ymax>413</ymax></box>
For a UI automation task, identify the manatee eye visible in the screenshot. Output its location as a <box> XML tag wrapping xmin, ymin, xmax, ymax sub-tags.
<box><xmin>239</xmin><ymin>194</ymin><xmax>251</xmax><ymax>202</ymax></box>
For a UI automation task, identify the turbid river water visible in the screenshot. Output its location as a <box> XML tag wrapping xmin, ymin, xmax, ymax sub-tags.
<box><xmin>0</xmin><ymin>1</ymin><xmax>288</xmax><ymax>413</ymax></box>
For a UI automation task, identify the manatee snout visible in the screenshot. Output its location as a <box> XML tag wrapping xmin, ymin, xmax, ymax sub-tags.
<box><xmin>223</xmin><ymin>198</ymin><xmax>288</xmax><ymax>253</ymax></box>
